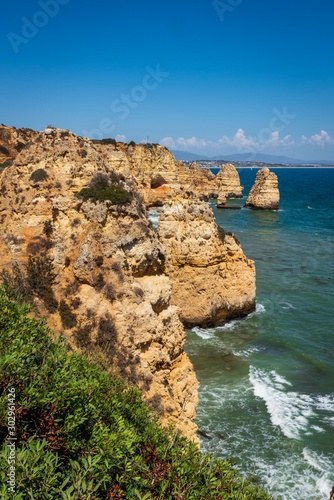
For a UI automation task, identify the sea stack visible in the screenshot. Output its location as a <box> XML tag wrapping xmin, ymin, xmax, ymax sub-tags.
<box><xmin>216</xmin><ymin>193</ymin><xmax>227</xmax><ymax>207</ymax></box>
<box><xmin>215</xmin><ymin>163</ymin><xmax>243</xmax><ymax>198</ymax></box>
<box><xmin>245</xmin><ymin>167</ymin><xmax>279</xmax><ymax>210</ymax></box>
<box><xmin>158</xmin><ymin>199</ymin><xmax>256</xmax><ymax>327</ymax></box>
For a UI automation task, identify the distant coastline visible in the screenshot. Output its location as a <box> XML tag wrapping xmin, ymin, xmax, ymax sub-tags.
<box><xmin>198</xmin><ymin>163</ymin><xmax>334</xmax><ymax>170</ymax></box>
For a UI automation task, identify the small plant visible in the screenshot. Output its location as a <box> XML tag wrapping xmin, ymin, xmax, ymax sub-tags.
<box><xmin>0</xmin><ymin>261</ymin><xmax>30</xmax><ymax>302</ymax></box>
<box><xmin>100</xmin><ymin>138</ymin><xmax>117</xmax><ymax>146</ymax></box>
<box><xmin>73</xmin><ymin>325</ymin><xmax>93</xmax><ymax>350</ymax></box>
<box><xmin>0</xmin><ymin>160</ymin><xmax>12</xmax><ymax>169</ymax></box>
<box><xmin>95</xmin><ymin>273</ymin><xmax>105</xmax><ymax>291</ymax></box>
<box><xmin>26</xmin><ymin>255</ymin><xmax>58</xmax><ymax>312</ymax></box>
<box><xmin>95</xmin><ymin>256</ymin><xmax>104</xmax><ymax>267</ymax></box>
<box><xmin>70</xmin><ymin>297</ymin><xmax>82</xmax><ymax>310</ymax></box>
<box><xmin>30</xmin><ymin>168</ymin><xmax>48</xmax><ymax>183</ymax></box>
<box><xmin>78</xmin><ymin>149</ymin><xmax>88</xmax><ymax>158</ymax></box>
<box><xmin>43</xmin><ymin>220</ymin><xmax>53</xmax><ymax>237</ymax></box>
<box><xmin>0</xmin><ymin>145</ymin><xmax>10</xmax><ymax>156</ymax></box>
<box><xmin>59</xmin><ymin>299</ymin><xmax>77</xmax><ymax>329</ymax></box>
<box><xmin>104</xmin><ymin>283</ymin><xmax>116</xmax><ymax>301</ymax></box>
<box><xmin>15</xmin><ymin>141</ymin><xmax>26</xmax><ymax>152</ymax></box>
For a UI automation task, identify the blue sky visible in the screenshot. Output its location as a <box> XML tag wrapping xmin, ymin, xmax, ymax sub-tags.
<box><xmin>1</xmin><ymin>0</ymin><xmax>334</xmax><ymax>160</ymax></box>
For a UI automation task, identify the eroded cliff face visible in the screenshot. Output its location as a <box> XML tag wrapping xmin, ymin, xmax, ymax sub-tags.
<box><xmin>100</xmin><ymin>142</ymin><xmax>183</xmax><ymax>206</ymax></box>
<box><xmin>245</xmin><ymin>167</ymin><xmax>279</xmax><ymax>210</ymax></box>
<box><xmin>0</xmin><ymin>128</ymin><xmax>199</xmax><ymax>441</ymax></box>
<box><xmin>158</xmin><ymin>199</ymin><xmax>256</xmax><ymax>327</ymax></box>
<box><xmin>94</xmin><ymin>142</ymin><xmax>240</xmax><ymax>205</ymax></box>
<box><xmin>177</xmin><ymin>162</ymin><xmax>217</xmax><ymax>199</ymax></box>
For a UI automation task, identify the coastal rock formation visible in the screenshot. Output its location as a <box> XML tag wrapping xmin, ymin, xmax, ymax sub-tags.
<box><xmin>217</xmin><ymin>194</ymin><xmax>227</xmax><ymax>207</ymax></box>
<box><xmin>245</xmin><ymin>167</ymin><xmax>279</xmax><ymax>210</ymax></box>
<box><xmin>215</xmin><ymin>163</ymin><xmax>243</xmax><ymax>198</ymax></box>
<box><xmin>92</xmin><ymin>142</ymin><xmax>246</xmax><ymax>207</ymax></box>
<box><xmin>157</xmin><ymin>199</ymin><xmax>256</xmax><ymax>327</ymax></box>
<box><xmin>0</xmin><ymin>127</ymin><xmax>199</xmax><ymax>441</ymax></box>
<box><xmin>105</xmin><ymin>142</ymin><xmax>182</xmax><ymax>206</ymax></box>
<box><xmin>177</xmin><ymin>162</ymin><xmax>217</xmax><ymax>199</ymax></box>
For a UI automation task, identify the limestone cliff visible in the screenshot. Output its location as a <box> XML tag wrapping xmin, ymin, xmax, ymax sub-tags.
<box><xmin>215</xmin><ymin>163</ymin><xmax>243</xmax><ymax>198</ymax></box>
<box><xmin>95</xmin><ymin>142</ymin><xmax>183</xmax><ymax>206</ymax></box>
<box><xmin>245</xmin><ymin>167</ymin><xmax>280</xmax><ymax>210</ymax></box>
<box><xmin>177</xmin><ymin>162</ymin><xmax>217</xmax><ymax>199</ymax></box>
<box><xmin>94</xmin><ymin>142</ymin><xmax>241</xmax><ymax>205</ymax></box>
<box><xmin>0</xmin><ymin>128</ymin><xmax>198</xmax><ymax>441</ymax></box>
<box><xmin>157</xmin><ymin>199</ymin><xmax>256</xmax><ymax>327</ymax></box>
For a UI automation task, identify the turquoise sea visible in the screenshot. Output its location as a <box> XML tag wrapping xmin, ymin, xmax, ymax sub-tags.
<box><xmin>185</xmin><ymin>168</ymin><xmax>334</xmax><ymax>500</ymax></box>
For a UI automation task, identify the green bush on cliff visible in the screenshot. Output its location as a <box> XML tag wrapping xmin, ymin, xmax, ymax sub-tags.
<box><xmin>76</xmin><ymin>172</ymin><xmax>132</xmax><ymax>205</ymax></box>
<box><xmin>0</xmin><ymin>287</ymin><xmax>272</xmax><ymax>499</ymax></box>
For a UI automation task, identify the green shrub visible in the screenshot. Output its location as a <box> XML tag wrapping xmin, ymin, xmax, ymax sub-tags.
<box><xmin>26</xmin><ymin>256</ymin><xmax>58</xmax><ymax>312</ymax></box>
<box><xmin>30</xmin><ymin>168</ymin><xmax>48</xmax><ymax>183</ymax></box>
<box><xmin>100</xmin><ymin>138</ymin><xmax>117</xmax><ymax>146</ymax></box>
<box><xmin>0</xmin><ymin>160</ymin><xmax>12</xmax><ymax>170</ymax></box>
<box><xmin>76</xmin><ymin>172</ymin><xmax>132</xmax><ymax>205</ymax></box>
<box><xmin>43</xmin><ymin>220</ymin><xmax>53</xmax><ymax>238</ymax></box>
<box><xmin>0</xmin><ymin>288</ymin><xmax>272</xmax><ymax>499</ymax></box>
<box><xmin>0</xmin><ymin>256</ymin><xmax>58</xmax><ymax>312</ymax></box>
<box><xmin>14</xmin><ymin>142</ymin><xmax>26</xmax><ymax>153</ymax></box>
<box><xmin>59</xmin><ymin>299</ymin><xmax>77</xmax><ymax>329</ymax></box>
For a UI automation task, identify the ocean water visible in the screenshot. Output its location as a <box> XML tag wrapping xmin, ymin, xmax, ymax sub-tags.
<box><xmin>184</xmin><ymin>168</ymin><xmax>334</xmax><ymax>500</ymax></box>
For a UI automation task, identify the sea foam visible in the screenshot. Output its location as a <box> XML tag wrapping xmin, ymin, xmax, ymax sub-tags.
<box><xmin>192</xmin><ymin>326</ymin><xmax>216</xmax><ymax>340</ymax></box>
<box><xmin>249</xmin><ymin>367</ymin><xmax>317</xmax><ymax>440</ymax></box>
<box><xmin>249</xmin><ymin>367</ymin><xmax>334</xmax><ymax>442</ymax></box>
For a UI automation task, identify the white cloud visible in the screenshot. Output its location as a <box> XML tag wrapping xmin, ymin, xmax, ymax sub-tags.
<box><xmin>160</xmin><ymin>129</ymin><xmax>334</xmax><ymax>155</ymax></box>
<box><xmin>115</xmin><ymin>134</ymin><xmax>126</xmax><ymax>142</ymax></box>
<box><xmin>301</xmin><ymin>130</ymin><xmax>334</xmax><ymax>147</ymax></box>
<box><xmin>160</xmin><ymin>136</ymin><xmax>212</xmax><ymax>149</ymax></box>
<box><xmin>266</xmin><ymin>132</ymin><xmax>294</xmax><ymax>147</ymax></box>
<box><xmin>218</xmin><ymin>128</ymin><xmax>256</xmax><ymax>149</ymax></box>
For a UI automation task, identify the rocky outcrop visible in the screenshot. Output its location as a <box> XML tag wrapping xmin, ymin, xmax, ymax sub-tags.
<box><xmin>0</xmin><ymin>125</ymin><xmax>38</xmax><ymax>168</ymax></box>
<box><xmin>245</xmin><ymin>167</ymin><xmax>279</xmax><ymax>210</ymax></box>
<box><xmin>112</xmin><ymin>142</ymin><xmax>182</xmax><ymax>206</ymax></box>
<box><xmin>158</xmin><ymin>199</ymin><xmax>256</xmax><ymax>327</ymax></box>
<box><xmin>215</xmin><ymin>163</ymin><xmax>243</xmax><ymax>198</ymax></box>
<box><xmin>0</xmin><ymin>127</ymin><xmax>199</xmax><ymax>441</ymax></box>
<box><xmin>177</xmin><ymin>162</ymin><xmax>217</xmax><ymax>199</ymax></box>
<box><xmin>216</xmin><ymin>194</ymin><xmax>227</xmax><ymax>207</ymax></box>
